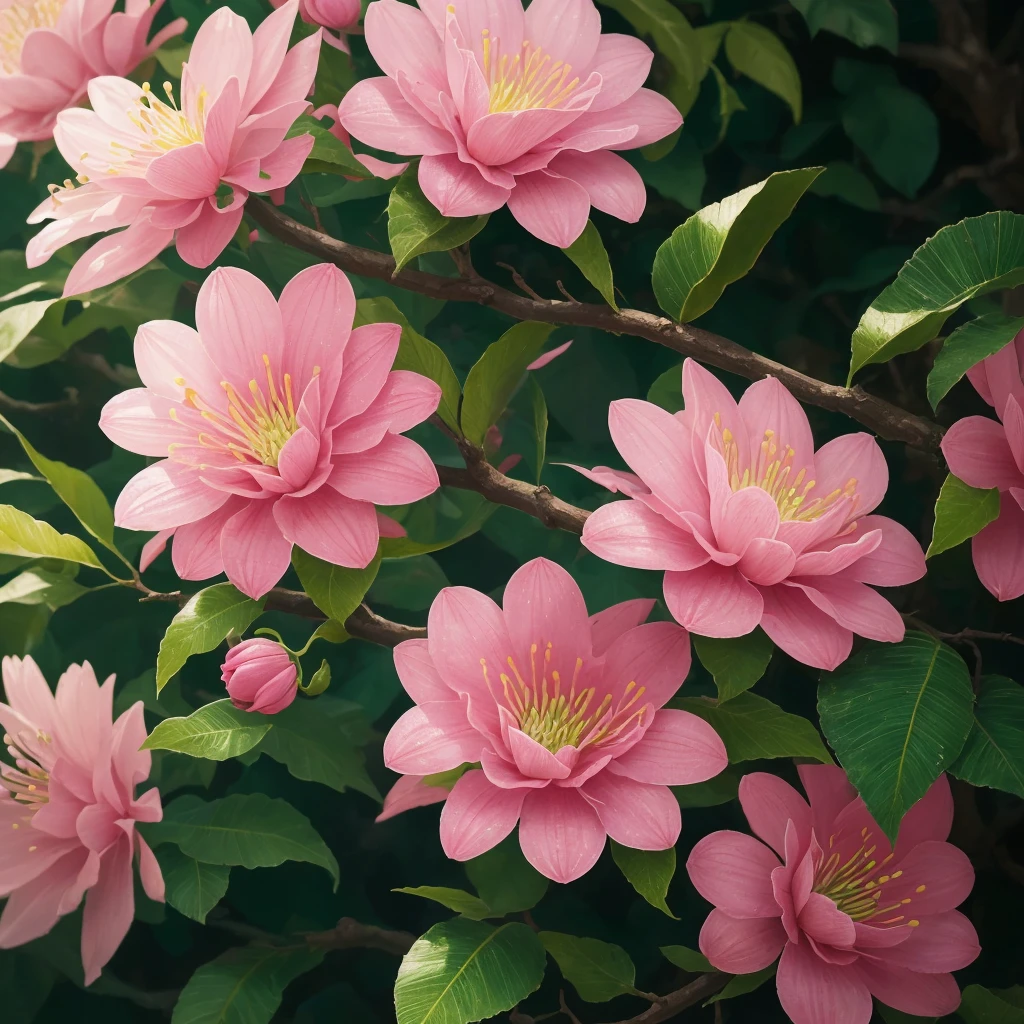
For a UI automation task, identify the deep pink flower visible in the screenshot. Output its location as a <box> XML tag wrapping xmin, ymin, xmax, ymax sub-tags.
<box><xmin>337</xmin><ymin>0</ymin><xmax>682</xmax><ymax>247</ymax></box>
<box><xmin>25</xmin><ymin>0</ymin><xmax>320</xmax><ymax>296</ymax></box>
<box><xmin>940</xmin><ymin>332</ymin><xmax>1024</xmax><ymax>601</ymax></box>
<box><xmin>222</xmin><ymin>638</ymin><xmax>297</xmax><ymax>714</ymax></box>
<box><xmin>573</xmin><ymin>359</ymin><xmax>926</xmax><ymax>671</ymax></box>
<box><xmin>0</xmin><ymin>656</ymin><xmax>164</xmax><ymax>984</ymax></box>
<box><xmin>687</xmin><ymin>768</ymin><xmax>979</xmax><ymax>1024</ymax></box>
<box><xmin>381</xmin><ymin>558</ymin><xmax>727</xmax><ymax>883</ymax></box>
<box><xmin>271</xmin><ymin>0</ymin><xmax>359</xmax><ymax>50</ymax></box>
<box><xmin>99</xmin><ymin>263</ymin><xmax>441</xmax><ymax>599</ymax></box>
<box><xmin>0</xmin><ymin>0</ymin><xmax>185</xmax><ymax>167</ymax></box>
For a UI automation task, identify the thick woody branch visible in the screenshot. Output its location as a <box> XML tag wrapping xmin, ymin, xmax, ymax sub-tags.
<box><xmin>247</xmin><ymin>199</ymin><xmax>944</xmax><ymax>452</ymax></box>
<box><xmin>602</xmin><ymin>973</ymin><xmax>730</xmax><ymax>1024</ymax></box>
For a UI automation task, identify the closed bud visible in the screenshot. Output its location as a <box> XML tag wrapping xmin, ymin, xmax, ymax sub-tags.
<box><xmin>221</xmin><ymin>638</ymin><xmax>298</xmax><ymax>715</ymax></box>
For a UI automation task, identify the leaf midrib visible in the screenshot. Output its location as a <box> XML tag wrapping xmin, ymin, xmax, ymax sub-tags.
<box><xmin>891</xmin><ymin>640</ymin><xmax>941</xmax><ymax>814</ymax></box>
<box><xmin>420</xmin><ymin>924</ymin><xmax>510</xmax><ymax>1024</ymax></box>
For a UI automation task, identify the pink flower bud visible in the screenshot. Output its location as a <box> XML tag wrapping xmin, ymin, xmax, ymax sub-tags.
<box><xmin>221</xmin><ymin>638</ymin><xmax>298</xmax><ymax>715</ymax></box>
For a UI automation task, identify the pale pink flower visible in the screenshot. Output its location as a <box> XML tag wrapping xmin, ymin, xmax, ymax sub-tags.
<box><xmin>337</xmin><ymin>0</ymin><xmax>682</xmax><ymax>247</ymax></box>
<box><xmin>222</xmin><ymin>638</ymin><xmax>297</xmax><ymax>714</ymax></box>
<box><xmin>0</xmin><ymin>656</ymin><xmax>164</xmax><ymax>984</ymax></box>
<box><xmin>376</xmin><ymin>774</ymin><xmax>448</xmax><ymax>822</ymax></box>
<box><xmin>940</xmin><ymin>332</ymin><xmax>1024</xmax><ymax>601</ymax></box>
<box><xmin>382</xmin><ymin>558</ymin><xmax>727</xmax><ymax>883</ymax></box>
<box><xmin>311</xmin><ymin>102</ymin><xmax>408</xmax><ymax>179</ymax></box>
<box><xmin>271</xmin><ymin>0</ymin><xmax>359</xmax><ymax>51</ymax></box>
<box><xmin>25</xmin><ymin>0</ymin><xmax>320</xmax><ymax>296</ymax></box>
<box><xmin>0</xmin><ymin>0</ymin><xmax>185</xmax><ymax>167</ymax></box>
<box><xmin>687</xmin><ymin>768</ymin><xmax>979</xmax><ymax>1024</ymax></box>
<box><xmin>99</xmin><ymin>263</ymin><xmax>441</xmax><ymax>599</ymax></box>
<box><xmin>573</xmin><ymin>359</ymin><xmax>926</xmax><ymax>671</ymax></box>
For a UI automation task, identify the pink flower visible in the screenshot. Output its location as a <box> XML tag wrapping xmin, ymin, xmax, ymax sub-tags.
<box><xmin>686</xmin><ymin>768</ymin><xmax>979</xmax><ymax>1024</ymax></box>
<box><xmin>25</xmin><ymin>0</ymin><xmax>320</xmax><ymax>296</ymax></box>
<box><xmin>376</xmin><ymin>774</ymin><xmax>448</xmax><ymax>822</ymax></box>
<box><xmin>222</xmin><ymin>638</ymin><xmax>298</xmax><ymax>714</ymax></box>
<box><xmin>0</xmin><ymin>0</ymin><xmax>185</xmax><ymax>167</ymax></box>
<box><xmin>382</xmin><ymin>558</ymin><xmax>728</xmax><ymax>883</ymax></box>
<box><xmin>0</xmin><ymin>656</ymin><xmax>164</xmax><ymax>984</ymax></box>
<box><xmin>272</xmin><ymin>0</ymin><xmax>360</xmax><ymax>51</ymax></box>
<box><xmin>940</xmin><ymin>332</ymin><xmax>1024</xmax><ymax>601</ymax></box>
<box><xmin>99</xmin><ymin>263</ymin><xmax>441</xmax><ymax>599</ymax></box>
<box><xmin>573</xmin><ymin>359</ymin><xmax>926</xmax><ymax>671</ymax></box>
<box><xmin>337</xmin><ymin>0</ymin><xmax>682</xmax><ymax>247</ymax></box>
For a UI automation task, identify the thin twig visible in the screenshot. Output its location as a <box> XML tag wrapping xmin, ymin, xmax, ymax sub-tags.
<box><xmin>304</xmin><ymin>916</ymin><xmax>416</xmax><ymax>955</ymax></box>
<box><xmin>246</xmin><ymin>199</ymin><xmax>944</xmax><ymax>452</ymax></box>
<box><xmin>600</xmin><ymin>973</ymin><xmax>730</xmax><ymax>1024</ymax></box>
<box><xmin>0</xmin><ymin>388</ymin><xmax>78</xmax><ymax>414</ymax></box>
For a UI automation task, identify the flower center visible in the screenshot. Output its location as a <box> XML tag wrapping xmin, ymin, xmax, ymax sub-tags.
<box><xmin>715</xmin><ymin>417</ymin><xmax>858</xmax><ymax>522</ymax></box>
<box><xmin>2</xmin><ymin>727</ymin><xmax>51</xmax><ymax>811</ymax></box>
<box><xmin>480</xmin><ymin>643</ymin><xmax>647</xmax><ymax>753</ymax></box>
<box><xmin>0</xmin><ymin>0</ymin><xmax>65</xmax><ymax>75</ymax></box>
<box><xmin>173</xmin><ymin>356</ymin><xmax>308</xmax><ymax>468</ymax></box>
<box><xmin>813</xmin><ymin>827</ymin><xmax>922</xmax><ymax>927</ymax></box>
<box><xmin>480</xmin><ymin>30</ymin><xmax>579</xmax><ymax>114</ymax></box>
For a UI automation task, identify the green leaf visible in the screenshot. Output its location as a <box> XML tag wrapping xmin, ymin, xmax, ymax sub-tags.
<box><xmin>693</xmin><ymin>629</ymin><xmax>773</xmax><ymax>701</ymax></box>
<box><xmin>660</xmin><ymin>945</ymin><xmax>715</xmax><ymax>973</ymax></box>
<box><xmin>562</xmin><ymin>221</ymin><xmax>618</xmax><ymax>310</ymax></box>
<box><xmin>629</xmin><ymin>134</ymin><xmax>706</xmax><ymax>211</ymax></box>
<box><xmin>540</xmin><ymin>932</ymin><xmax>637</xmax><ymax>1003</ymax></box>
<box><xmin>724</xmin><ymin>21</ymin><xmax>802</xmax><ymax>122</ymax></box>
<box><xmin>849</xmin><ymin>213</ymin><xmax>1024</xmax><ymax>379</ymax></box>
<box><xmin>647</xmin><ymin>363</ymin><xmax>685</xmax><ymax>414</ymax></box>
<box><xmin>927</xmin><ymin>313</ymin><xmax>1024</xmax><ymax>410</ymax></box>
<box><xmin>388</xmin><ymin>168</ymin><xmax>488</xmax><ymax>274</ymax></box>
<box><xmin>596</xmin><ymin>0</ymin><xmax>701</xmax><ymax>116</ymax></box>
<box><xmin>926</xmin><ymin>474</ymin><xmax>1000</xmax><ymax>560</ymax></box>
<box><xmin>809</xmin><ymin>160</ymin><xmax>881</xmax><ymax>211</ymax></box>
<box><xmin>302</xmin><ymin>659</ymin><xmax>331</xmax><ymax>697</ymax></box>
<box><xmin>674</xmin><ymin>768</ymin><xmax>741</xmax><ymax>807</ymax></box>
<box><xmin>876</xmin><ymin>1007</ymin><xmax>935</xmax><ymax>1024</ymax></box>
<box><xmin>950</xmin><ymin>676</ymin><xmax>1024</xmax><ymax>800</ymax></box>
<box><xmin>354</xmin><ymin>296</ymin><xmax>462</xmax><ymax>433</ymax></box>
<box><xmin>0</xmin><ymin>505</ymin><xmax>104</xmax><ymax>572</ymax></box>
<box><xmin>652</xmin><ymin>168</ymin><xmax>823</xmax><ymax>322</ymax></box>
<box><xmin>156</xmin><ymin>846</ymin><xmax>230</xmax><ymax>924</ymax></box>
<box><xmin>381</xmin><ymin>490</ymin><xmax>496</xmax><ymax>559</ymax></box>
<box><xmin>146</xmin><ymin>793</ymin><xmax>340</xmax><ymax>887</ymax></box>
<box><xmin>526</xmin><ymin>376</ymin><xmax>547</xmax><ymax>485</ymax></box>
<box><xmin>142</xmin><ymin>700</ymin><xmax>272</xmax><ymax>761</ymax></box>
<box><xmin>292</xmin><ymin>547</ymin><xmax>380</xmax><ymax>625</ymax></box>
<box><xmin>171</xmin><ymin>946</ymin><xmax>324</xmax><ymax>1024</ymax></box>
<box><xmin>465</xmin><ymin>836</ymin><xmax>548</xmax><ymax>916</ymax></box>
<box><xmin>609</xmin><ymin>841</ymin><xmax>677</xmax><ymax>918</ymax></box>
<box><xmin>842</xmin><ymin>84</ymin><xmax>938</xmax><ymax>198</ymax></box>
<box><xmin>394</xmin><ymin>919</ymin><xmax>546</xmax><ymax>1024</ymax></box>
<box><xmin>958</xmin><ymin>985</ymin><xmax>1024</xmax><ymax>1024</ymax></box>
<box><xmin>156</xmin><ymin>584</ymin><xmax>265</xmax><ymax>693</ymax></box>
<box><xmin>706</xmin><ymin>964</ymin><xmax>776</xmax><ymax>1004</ymax></box>
<box><xmin>819</xmin><ymin>633</ymin><xmax>974</xmax><ymax>842</ymax></box>
<box><xmin>370</xmin><ymin>554</ymin><xmax>449</xmax><ymax>612</ymax></box>
<box><xmin>254</xmin><ymin>699</ymin><xmax>380</xmax><ymax>800</ymax></box>
<box><xmin>677</xmin><ymin>692</ymin><xmax>832</xmax><ymax>763</ymax></box>
<box><xmin>460</xmin><ymin>322</ymin><xmax>555</xmax><ymax>444</ymax></box>
<box><xmin>0</xmin><ymin>568</ymin><xmax>88</xmax><ymax>611</ymax></box>
<box><xmin>394</xmin><ymin>887</ymin><xmax>494</xmax><ymax>922</ymax></box>
<box><xmin>286</xmin><ymin>113</ymin><xmax>371</xmax><ymax>178</ymax></box>
<box><xmin>0</xmin><ymin>299</ymin><xmax>59</xmax><ymax>362</ymax></box>
<box><xmin>790</xmin><ymin>0</ymin><xmax>898</xmax><ymax>53</ymax></box>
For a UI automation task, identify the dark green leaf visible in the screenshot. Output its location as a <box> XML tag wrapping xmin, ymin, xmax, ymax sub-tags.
<box><xmin>465</xmin><ymin>837</ymin><xmax>549</xmax><ymax>916</ymax></box>
<box><xmin>706</xmin><ymin>964</ymin><xmax>776</xmax><ymax>1004</ymax></box>
<box><xmin>286</xmin><ymin>114</ymin><xmax>370</xmax><ymax>178</ymax></box>
<box><xmin>388</xmin><ymin>169</ymin><xmax>488</xmax><ymax>274</ymax></box>
<box><xmin>819</xmin><ymin>633</ymin><xmax>974</xmax><ymax>841</ymax></box>
<box><xmin>628</xmin><ymin>133</ymin><xmax>705</xmax><ymax>211</ymax></box>
<box><xmin>156</xmin><ymin>846</ymin><xmax>230</xmax><ymax>924</ymax></box>
<box><xmin>394</xmin><ymin>887</ymin><xmax>494</xmax><ymax>921</ymax></box>
<box><xmin>526</xmin><ymin>375</ymin><xmax>548</xmax><ymax>485</ymax></box>
<box><xmin>724</xmin><ymin>22</ymin><xmax>802</xmax><ymax>122</ymax></box>
<box><xmin>693</xmin><ymin>629</ymin><xmax>774</xmax><ymax>701</ymax></box>
<box><xmin>927</xmin><ymin>313</ymin><xmax>1024</xmax><ymax>410</ymax></box>
<box><xmin>950</xmin><ymin>676</ymin><xmax>1024</xmax><ymax>799</ymax></box>
<box><xmin>609</xmin><ymin>841</ymin><xmax>677</xmax><ymax>918</ymax></box>
<box><xmin>660</xmin><ymin>945</ymin><xmax>715</xmax><ymax>973</ymax></box>
<box><xmin>674</xmin><ymin>768</ymin><xmax>741</xmax><ymax>807</ymax></box>
<box><xmin>958</xmin><ymin>985</ymin><xmax>1024</xmax><ymax>1024</ymax></box>
<box><xmin>926</xmin><ymin>473</ymin><xmax>1000</xmax><ymax>560</ymax></box>
<box><xmin>647</xmin><ymin>363</ymin><xmax>685</xmax><ymax>414</ymax></box>
<box><xmin>849</xmin><ymin>212</ymin><xmax>1024</xmax><ymax>379</ymax></box>
<box><xmin>394</xmin><ymin>919</ymin><xmax>546</xmax><ymax>1024</ymax></box>
<box><xmin>292</xmin><ymin>547</ymin><xmax>380</xmax><ymax>626</ymax></box>
<box><xmin>790</xmin><ymin>0</ymin><xmax>898</xmax><ymax>53</ymax></box>
<box><xmin>156</xmin><ymin>584</ymin><xmax>265</xmax><ymax>693</ymax></box>
<box><xmin>709</xmin><ymin>64</ymin><xmax>747</xmax><ymax>142</ymax></box>
<box><xmin>809</xmin><ymin>161</ymin><xmax>881</xmax><ymax>211</ymax></box>
<box><xmin>653</xmin><ymin>168</ymin><xmax>823</xmax><ymax>322</ymax></box>
<box><xmin>540</xmin><ymin>932</ymin><xmax>637</xmax><ymax>1003</ymax></box>
<box><xmin>370</xmin><ymin>555</ymin><xmax>449</xmax><ymax>611</ymax></box>
<box><xmin>460</xmin><ymin>322</ymin><xmax>555</xmax><ymax>444</ymax></box>
<box><xmin>142</xmin><ymin>699</ymin><xmax>272</xmax><ymax>760</ymax></box>
<box><xmin>563</xmin><ymin>221</ymin><xmax>618</xmax><ymax>310</ymax></box>
<box><xmin>677</xmin><ymin>692</ymin><xmax>832</xmax><ymax>763</ymax></box>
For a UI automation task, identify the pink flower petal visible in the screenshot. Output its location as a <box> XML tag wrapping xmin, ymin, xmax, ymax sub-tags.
<box><xmin>115</xmin><ymin>460</ymin><xmax>228</xmax><ymax>531</ymax></box>
<box><xmin>220</xmin><ymin>499</ymin><xmax>293</xmax><ymax>598</ymax></box>
<box><xmin>243</xmin><ymin>0</ymin><xmax>300</xmax><ymax>113</ymax></box>
<box><xmin>601</xmin><ymin>620</ymin><xmax>692</xmax><ymax>710</ymax></box>
<box><xmin>792</xmin><ymin>528</ymin><xmax>883</xmax><ymax>577</ymax></box>
<box><xmin>814</xmin><ymin>433</ymin><xmax>890</xmax><ymax>517</ymax></box>
<box><xmin>582</xmin><ymin>499</ymin><xmax>710</xmax><ymax>570</ymax></box>
<box><xmin>790</xmin><ymin>576</ymin><xmax>904</xmax><ymax>643</ymax></box>
<box><xmin>553</xmin><ymin>150</ymin><xmax>649</xmax><ymax>225</ymax></box>
<box><xmin>982</xmin><ymin>337</ymin><xmax>1024</xmax><ymax>425</ymax></box>
<box><xmin>882</xmin><ymin>910</ymin><xmax>979</xmax><ymax>972</ymax></box>
<box><xmin>339</xmin><ymin>77</ymin><xmax>457</xmax><ymax>155</ymax></box>
<box><xmin>882</xmin><ymin>840</ymin><xmax>974</xmax><ymax>916</ymax></box>
<box><xmin>798</xmin><ymin>891</ymin><xmax>856</xmax><ymax>948</ymax></box>
<box><xmin>506</xmin><ymin>728</ymin><xmax>573</xmax><ymax>780</ymax></box>
<box><xmin>175</xmin><ymin>197</ymin><xmax>246</xmax><ymax>269</ymax></box>
<box><xmin>608</xmin><ymin>709</ymin><xmax>726</xmax><ymax>785</ymax></box>
<box><xmin>713</xmin><ymin>480</ymin><xmax>781</xmax><ymax>557</ymax></box>
<box><xmin>776</xmin><ymin>941</ymin><xmax>872</xmax><ymax>1024</ymax></box>
<box><xmin>562</xmin><ymin>88</ymin><xmax>682</xmax><ymax>151</ymax></box>
<box><xmin>580</xmin><ymin>773</ymin><xmax>680</xmax><ymax>850</ymax></box>
<box><xmin>585</xmin><ymin>33</ymin><xmax>653</xmax><ymax>111</ymax></box>
<box><xmin>524</xmin><ymin>0</ymin><xmax>601</xmax><ymax>72</ymax></box>
<box><xmin>796</xmin><ymin>764</ymin><xmax>855</xmax><ymax>840</ymax></box>
<box><xmin>972</xmin><ymin>491</ymin><xmax>1024</xmax><ymax>601</ymax></box>
<box><xmin>941</xmin><ymin>415</ymin><xmax>1023</xmax><ymax>491</ymax></box>
<box><xmin>699</xmin><ymin>909</ymin><xmax>786</xmax><ymax>974</ymax></box>
<box><xmin>856</xmin><ymin>962</ymin><xmax>962</xmax><ymax>1019</ymax></box>
<box><xmin>363</xmin><ymin>0</ymin><xmax>446</xmax><ymax>92</ymax></box>
<box><xmin>0</xmin><ymin>848</ymin><xmax>91</xmax><ymax>947</ymax></box>
<box><xmin>376</xmin><ymin>774</ymin><xmax>449</xmax><ymax>822</ymax></box>
<box><xmin>663</xmin><ymin>563</ymin><xmax>764</xmax><ymax>638</ymax></box>
<box><xmin>588</xmin><ymin>598</ymin><xmax>655</xmax><ymax>656</ymax></box>
<box><xmin>273</xmin><ymin>488</ymin><xmax>380</xmax><ymax>569</ymax></box>
<box><xmin>737</xmin><ymin>537</ymin><xmax>797</xmax><ymax>586</ymax></box>
<box><xmin>383</xmin><ymin>701</ymin><xmax>483</xmax><ymax>774</ymax></box>
<box><xmin>99</xmin><ymin>389</ymin><xmax>192</xmax><ymax>457</ymax></box>
<box><xmin>758</xmin><ymin>583</ymin><xmax>853</xmax><ymax>671</ymax></box>
<box><xmin>134</xmin><ymin>320</ymin><xmax>222</xmax><ymax>404</ymax></box>
<box><xmin>739</xmin><ymin>377</ymin><xmax>815</xmax><ymax>476</ymax></box>
<box><xmin>81</xmin><ymin>837</ymin><xmax>134</xmax><ymax>985</ymax></box>
<box><xmin>738</xmin><ymin>772</ymin><xmax>811</xmax><ymax>858</ymax></box>
<box><xmin>328</xmin><ymin>322</ymin><xmax>401</xmax><ymax>425</ymax></box>
<box><xmin>439</xmin><ymin>769</ymin><xmax>526</xmax><ymax>861</ymax></box>
<box><xmin>893</xmin><ymin>774</ymin><xmax>953</xmax><ymax>858</ymax></box>
<box><xmin>393</xmin><ymin>639</ymin><xmax>450</xmax><ymax>704</ymax></box>
<box><xmin>63</xmin><ymin>214</ymin><xmax>174</xmax><ymax>297</ymax></box>
<box><xmin>329</xmin><ymin>433</ymin><xmax>439</xmax><ymax>505</ymax></box>
<box><xmin>364</xmin><ymin>370</ymin><xmax>442</xmax><ymax>434</ymax></box>
<box><xmin>518</xmin><ymin>785</ymin><xmax>605</xmax><ymax>883</ymax></box>
<box><xmin>171</xmin><ymin>497</ymin><xmax>246</xmax><ymax>581</ymax></box>
<box><xmin>136</xmin><ymin>834</ymin><xmax>164</xmax><ymax>903</ymax></box>
<box><xmin>145</xmin><ymin>143</ymin><xmax>222</xmax><ymax>200</ymax></box>
<box><xmin>686</xmin><ymin>830</ymin><xmax>782</xmax><ymax>919</ymax></box>
<box><xmin>507</xmin><ymin>169</ymin><xmax>590</xmax><ymax>248</ymax></box>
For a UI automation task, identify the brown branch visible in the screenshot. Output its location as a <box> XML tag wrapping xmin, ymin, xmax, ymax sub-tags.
<box><xmin>601</xmin><ymin>973</ymin><xmax>730</xmax><ymax>1024</ymax></box>
<box><xmin>904</xmin><ymin>615</ymin><xmax>1024</xmax><ymax>648</ymax></box>
<box><xmin>304</xmin><ymin>916</ymin><xmax>416</xmax><ymax>956</ymax></box>
<box><xmin>0</xmin><ymin>387</ymin><xmax>78</xmax><ymax>414</ymax></box>
<box><xmin>246</xmin><ymin>199</ymin><xmax>944</xmax><ymax>452</ymax></box>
